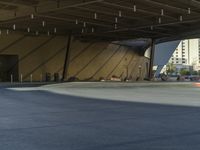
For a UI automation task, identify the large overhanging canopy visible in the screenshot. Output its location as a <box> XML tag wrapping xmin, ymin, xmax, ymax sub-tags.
<box><xmin>0</xmin><ymin>0</ymin><xmax>200</xmax><ymax>42</ymax></box>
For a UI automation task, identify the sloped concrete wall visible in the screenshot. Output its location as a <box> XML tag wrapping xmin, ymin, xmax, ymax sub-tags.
<box><xmin>67</xmin><ymin>40</ymin><xmax>149</xmax><ymax>81</ymax></box>
<box><xmin>0</xmin><ymin>32</ymin><xmax>149</xmax><ymax>82</ymax></box>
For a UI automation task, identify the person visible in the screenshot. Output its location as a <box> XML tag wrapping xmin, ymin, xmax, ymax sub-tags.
<box><xmin>177</xmin><ymin>75</ymin><xmax>180</xmax><ymax>81</ymax></box>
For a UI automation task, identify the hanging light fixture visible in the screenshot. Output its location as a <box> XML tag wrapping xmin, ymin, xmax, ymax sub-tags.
<box><xmin>158</xmin><ymin>17</ymin><xmax>162</xmax><ymax>24</ymax></box>
<box><xmin>47</xmin><ymin>31</ymin><xmax>50</xmax><ymax>36</ymax></box>
<box><xmin>27</xmin><ymin>27</ymin><xmax>30</xmax><ymax>33</ymax></box>
<box><xmin>115</xmin><ymin>24</ymin><xmax>117</xmax><ymax>29</ymax></box>
<box><xmin>42</xmin><ymin>21</ymin><xmax>45</xmax><ymax>27</ymax></box>
<box><xmin>150</xmin><ymin>26</ymin><xmax>153</xmax><ymax>30</ymax></box>
<box><xmin>75</xmin><ymin>19</ymin><xmax>78</xmax><ymax>25</ymax></box>
<box><xmin>83</xmin><ymin>22</ymin><xmax>86</xmax><ymax>27</ymax></box>
<box><xmin>36</xmin><ymin>31</ymin><xmax>39</xmax><ymax>35</ymax></box>
<box><xmin>115</xmin><ymin>17</ymin><xmax>118</xmax><ymax>23</ymax></box>
<box><xmin>92</xmin><ymin>27</ymin><xmax>94</xmax><ymax>33</ymax></box>
<box><xmin>54</xmin><ymin>27</ymin><xmax>57</xmax><ymax>33</ymax></box>
<box><xmin>133</xmin><ymin>5</ymin><xmax>137</xmax><ymax>12</ymax></box>
<box><xmin>161</xmin><ymin>9</ymin><xmax>164</xmax><ymax>16</ymax></box>
<box><xmin>13</xmin><ymin>24</ymin><xmax>16</xmax><ymax>30</ymax></box>
<box><xmin>0</xmin><ymin>30</ymin><xmax>1</xmax><ymax>35</ymax></box>
<box><xmin>82</xmin><ymin>28</ymin><xmax>84</xmax><ymax>33</ymax></box>
<box><xmin>179</xmin><ymin>15</ymin><xmax>183</xmax><ymax>22</ymax></box>
<box><xmin>6</xmin><ymin>29</ymin><xmax>9</xmax><ymax>35</ymax></box>
<box><xmin>188</xmin><ymin>8</ymin><xmax>191</xmax><ymax>14</ymax></box>
<box><xmin>31</xmin><ymin>14</ymin><xmax>34</xmax><ymax>19</ymax></box>
<box><xmin>119</xmin><ymin>11</ymin><xmax>122</xmax><ymax>17</ymax></box>
<box><xmin>94</xmin><ymin>13</ymin><xmax>97</xmax><ymax>19</ymax></box>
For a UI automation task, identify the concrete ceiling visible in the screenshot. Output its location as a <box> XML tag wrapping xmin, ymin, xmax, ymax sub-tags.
<box><xmin>1</xmin><ymin>0</ymin><xmax>200</xmax><ymax>41</ymax></box>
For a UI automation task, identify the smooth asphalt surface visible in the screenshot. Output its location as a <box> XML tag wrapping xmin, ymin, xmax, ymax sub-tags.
<box><xmin>1</xmin><ymin>84</ymin><xmax>200</xmax><ymax>150</ymax></box>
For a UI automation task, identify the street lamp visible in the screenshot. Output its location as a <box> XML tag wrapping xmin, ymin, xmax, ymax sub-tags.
<box><xmin>138</xmin><ymin>65</ymin><xmax>142</xmax><ymax>80</ymax></box>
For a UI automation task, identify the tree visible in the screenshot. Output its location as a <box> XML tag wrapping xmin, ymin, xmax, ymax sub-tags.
<box><xmin>166</xmin><ymin>63</ymin><xmax>176</xmax><ymax>75</ymax></box>
<box><xmin>180</xmin><ymin>69</ymin><xmax>190</xmax><ymax>76</ymax></box>
<box><xmin>191</xmin><ymin>71</ymin><xmax>198</xmax><ymax>75</ymax></box>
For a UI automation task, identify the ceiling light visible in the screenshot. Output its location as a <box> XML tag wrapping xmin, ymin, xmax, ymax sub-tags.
<box><xmin>83</xmin><ymin>22</ymin><xmax>86</xmax><ymax>27</ymax></box>
<box><xmin>6</xmin><ymin>29</ymin><xmax>9</xmax><ymax>35</ymax></box>
<box><xmin>13</xmin><ymin>24</ymin><xmax>16</xmax><ymax>30</ymax></box>
<box><xmin>119</xmin><ymin>11</ymin><xmax>122</xmax><ymax>17</ymax></box>
<box><xmin>179</xmin><ymin>16</ymin><xmax>183</xmax><ymax>21</ymax></box>
<box><xmin>75</xmin><ymin>19</ymin><xmax>78</xmax><ymax>25</ymax></box>
<box><xmin>92</xmin><ymin>27</ymin><xmax>94</xmax><ymax>33</ymax></box>
<box><xmin>54</xmin><ymin>27</ymin><xmax>57</xmax><ymax>33</ymax></box>
<box><xmin>188</xmin><ymin>8</ymin><xmax>191</xmax><ymax>14</ymax></box>
<box><xmin>31</xmin><ymin>14</ymin><xmax>34</xmax><ymax>19</ymax></box>
<box><xmin>158</xmin><ymin>17</ymin><xmax>162</xmax><ymax>24</ymax></box>
<box><xmin>161</xmin><ymin>9</ymin><xmax>164</xmax><ymax>16</ymax></box>
<box><xmin>133</xmin><ymin>5</ymin><xmax>137</xmax><ymax>12</ymax></box>
<box><xmin>27</xmin><ymin>27</ymin><xmax>30</xmax><ymax>33</ymax></box>
<box><xmin>115</xmin><ymin>17</ymin><xmax>118</xmax><ymax>23</ymax></box>
<box><xmin>94</xmin><ymin>13</ymin><xmax>97</xmax><ymax>19</ymax></box>
<box><xmin>42</xmin><ymin>21</ymin><xmax>45</xmax><ymax>27</ymax></box>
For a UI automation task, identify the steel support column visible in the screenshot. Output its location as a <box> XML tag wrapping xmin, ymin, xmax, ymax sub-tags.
<box><xmin>62</xmin><ymin>32</ymin><xmax>72</xmax><ymax>81</ymax></box>
<box><xmin>148</xmin><ymin>39</ymin><xmax>155</xmax><ymax>80</ymax></box>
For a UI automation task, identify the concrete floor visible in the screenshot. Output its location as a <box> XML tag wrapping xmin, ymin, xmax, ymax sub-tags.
<box><xmin>40</xmin><ymin>82</ymin><xmax>200</xmax><ymax>107</ymax></box>
<box><xmin>1</xmin><ymin>82</ymin><xmax>200</xmax><ymax>150</ymax></box>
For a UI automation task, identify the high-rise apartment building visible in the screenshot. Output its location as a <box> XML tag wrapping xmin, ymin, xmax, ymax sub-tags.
<box><xmin>169</xmin><ymin>39</ymin><xmax>200</xmax><ymax>71</ymax></box>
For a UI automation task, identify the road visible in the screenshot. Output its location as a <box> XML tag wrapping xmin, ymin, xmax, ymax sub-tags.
<box><xmin>0</xmin><ymin>83</ymin><xmax>200</xmax><ymax>150</ymax></box>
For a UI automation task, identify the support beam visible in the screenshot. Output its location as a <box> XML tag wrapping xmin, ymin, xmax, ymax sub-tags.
<box><xmin>76</xmin><ymin>6</ymin><xmax>153</xmax><ymax>23</ymax></box>
<box><xmin>148</xmin><ymin>39</ymin><xmax>155</xmax><ymax>80</ymax></box>
<box><xmin>100</xmin><ymin>1</ymin><xmax>177</xmax><ymax>20</ymax></box>
<box><xmin>0</xmin><ymin>1</ymin><xmax>33</xmax><ymax>7</ymax></box>
<box><xmin>38</xmin><ymin>0</ymin><xmax>103</xmax><ymax>14</ymax></box>
<box><xmin>104</xmin><ymin>15</ymin><xmax>200</xmax><ymax>34</ymax></box>
<box><xmin>36</xmin><ymin>15</ymin><xmax>113</xmax><ymax>28</ymax></box>
<box><xmin>140</xmin><ymin>0</ymin><xmax>197</xmax><ymax>15</ymax></box>
<box><xmin>62</xmin><ymin>32</ymin><xmax>72</xmax><ymax>81</ymax></box>
<box><xmin>175</xmin><ymin>0</ymin><xmax>200</xmax><ymax>9</ymax></box>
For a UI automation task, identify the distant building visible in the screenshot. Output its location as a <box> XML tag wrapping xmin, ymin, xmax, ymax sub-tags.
<box><xmin>168</xmin><ymin>39</ymin><xmax>200</xmax><ymax>72</ymax></box>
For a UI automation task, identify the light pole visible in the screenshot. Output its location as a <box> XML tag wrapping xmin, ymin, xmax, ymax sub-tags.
<box><xmin>124</xmin><ymin>65</ymin><xmax>129</xmax><ymax>81</ymax></box>
<box><xmin>138</xmin><ymin>65</ymin><xmax>142</xmax><ymax>81</ymax></box>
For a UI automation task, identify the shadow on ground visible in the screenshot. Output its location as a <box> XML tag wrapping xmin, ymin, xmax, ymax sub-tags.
<box><xmin>1</xmin><ymin>84</ymin><xmax>200</xmax><ymax>150</ymax></box>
